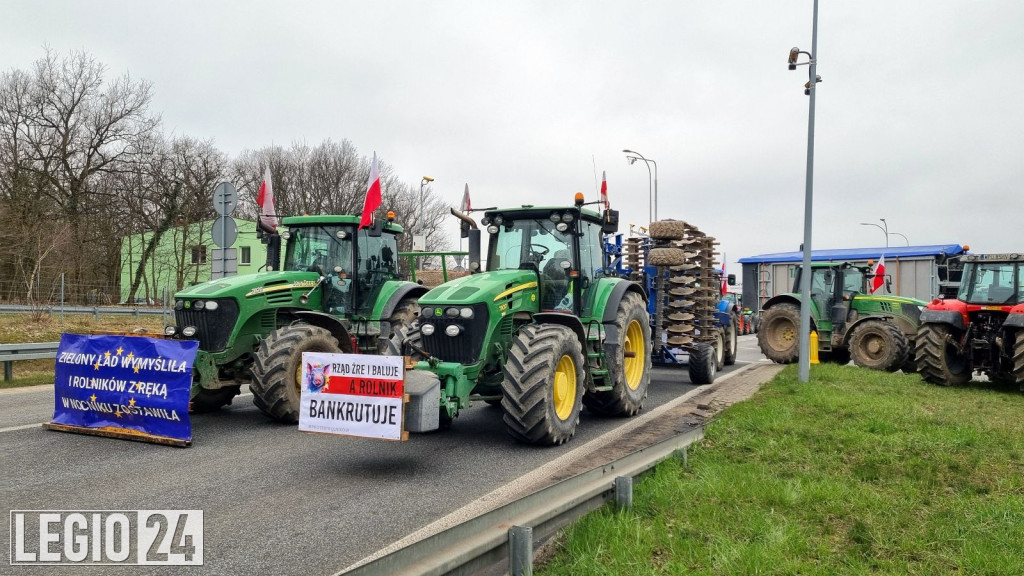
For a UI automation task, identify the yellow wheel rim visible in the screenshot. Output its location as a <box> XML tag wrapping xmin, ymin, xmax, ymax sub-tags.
<box><xmin>553</xmin><ymin>354</ymin><xmax>577</xmax><ymax>421</ymax></box>
<box><xmin>624</xmin><ymin>319</ymin><xmax>645</xmax><ymax>390</ymax></box>
<box><xmin>294</xmin><ymin>364</ymin><xmax>304</xmax><ymax>396</ymax></box>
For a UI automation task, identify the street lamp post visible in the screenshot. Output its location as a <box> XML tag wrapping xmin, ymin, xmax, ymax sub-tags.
<box><xmin>889</xmin><ymin>231</ymin><xmax>910</xmax><ymax>246</ymax></box>
<box><xmin>788</xmin><ymin>0</ymin><xmax>822</xmax><ymax>384</ymax></box>
<box><xmin>623</xmin><ymin>149</ymin><xmax>658</xmax><ymax>222</ymax></box>
<box><xmin>418</xmin><ymin>176</ymin><xmax>434</xmax><ymax>269</ymax></box>
<box><xmin>859</xmin><ymin>219</ymin><xmax>889</xmax><ymax>248</ymax></box>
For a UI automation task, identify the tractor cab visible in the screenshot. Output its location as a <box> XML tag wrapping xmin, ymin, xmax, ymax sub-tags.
<box><xmin>482</xmin><ymin>202</ymin><xmax>609</xmax><ymax>317</ymax></box>
<box><xmin>956</xmin><ymin>256</ymin><xmax>1024</xmax><ymax>305</ymax></box>
<box><xmin>791</xmin><ymin>262</ymin><xmax>889</xmax><ymax>339</ymax></box>
<box><xmin>281</xmin><ymin>215</ymin><xmax>402</xmax><ymax>317</ymax></box>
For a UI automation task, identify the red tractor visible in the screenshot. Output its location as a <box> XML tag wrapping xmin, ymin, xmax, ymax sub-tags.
<box><xmin>916</xmin><ymin>253</ymin><xmax>1024</xmax><ymax>387</ymax></box>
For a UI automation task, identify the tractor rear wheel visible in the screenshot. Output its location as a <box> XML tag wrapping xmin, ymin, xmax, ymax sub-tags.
<box><xmin>723</xmin><ymin>314</ymin><xmax>738</xmax><ymax>366</ymax></box>
<box><xmin>916</xmin><ymin>324</ymin><xmax>971</xmax><ymax>385</ymax></box>
<box><xmin>758</xmin><ymin>303</ymin><xmax>800</xmax><ymax>363</ymax></box>
<box><xmin>1013</xmin><ymin>331</ymin><xmax>1024</xmax><ymax>390</ymax></box>
<box><xmin>190</xmin><ymin>385</ymin><xmax>241</xmax><ymax>413</ymax></box>
<box><xmin>502</xmin><ymin>324</ymin><xmax>585</xmax><ymax>445</ymax></box>
<box><xmin>849</xmin><ymin>321</ymin><xmax>909</xmax><ymax>372</ymax></box>
<box><xmin>250</xmin><ymin>325</ymin><xmax>341</xmax><ymax>423</ymax></box>
<box><xmin>688</xmin><ymin>342</ymin><xmax>716</xmax><ymax>385</ymax></box>
<box><xmin>583</xmin><ymin>292</ymin><xmax>651</xmax><ymax>417</ymax></box>
<box><xmin>379</xmin><ymin>297</ymin><xmax>420</xmax><ymax>353</ymax></box>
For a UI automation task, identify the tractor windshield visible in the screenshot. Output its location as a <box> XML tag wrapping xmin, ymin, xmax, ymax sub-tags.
<box><xmin>354</xmin><ymin>230</ymin><xmax>400</xmax><ymax>314</ymax></box>
<box><xmin>283</xmin><ymin>226</ymin><xmax>356</xmax><ymax>315</ymax></box>
<box><xmin>488</xmin><ymin>217</ymin><xmax>575</xmax><ymax>309</ymax></box>
<box><xmin>957</xmin><ymin>262</ymin><xmax>1021</xmax><ymax>305</ymax></box>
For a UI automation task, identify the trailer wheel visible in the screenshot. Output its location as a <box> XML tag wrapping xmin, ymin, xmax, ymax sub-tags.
<box><xmin>189</xmin><ymin>385</ymin><xmax>241</xmax><ymax>413</ymax></box>
<box><xmin>648</xmin><ymin>247</ymin><xmax>687</xmax><ymax>267</ymax></box>
<box><xmin>688</xmin><ymin>342</ymin><xmax>716</xmax><ymax>385</ymax></box>
<box><xmin>583</xmin><ymin>292</ymin><xmax>651</xmax><ymax>417</ymax></box>
<box><xmin>757</xmin><ymin>303</ymin><xmax>800</xmax><ymax>364</ymax></box>
<box><xmin>379</xmin><ymin>297</ymin><xmax>421</xmax><ymax>353</ymax></box>
<box><xmin>648</xmin><ymin>220</ymin><xmax>687</xmax><ymax>240</ymax></box>
<box><xmin>723</xmin><ymin>314</ymin><xmax>738</xmax><ymax>366</ymax></box>
<box><xmin>250</xmin><ymin>325</ymin><xmax>341</xmax><ymax>423</ymax></box>
<box><xmin>849</xmin><ymin>321</ymin><xmax>909</xmax><ymax>372</ymax></box>
<box><xmin>502</xmin><ymin>324</ymin><xmax>584</xmax><ymax>445</ymax></box>
<box><xmin>382</xmin><ymin>323</ymin><xmax>426</xmax><ymax>362</ymax></box>
<box><xmin>916</xmin><ymin>324</ymin><xmax>971</xmax><ymax>385</ymax></box>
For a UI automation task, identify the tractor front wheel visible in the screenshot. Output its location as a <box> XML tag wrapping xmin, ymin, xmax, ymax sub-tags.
<box><xmin>916</xmin><ymin>324</ymin><xmax>971</xmax><ymax>385</ymax></box>
<box><xmin>502</xmin><ymin>324</ymin><xmax>585</xmax><ymax>445</ymax></box>
<box><xmin>190</xmin><ymin>385</ymin><xmax>241</xmax><ymax>413</ymax></box>
<box><xmin>849</xmin><ymin>321</ymin><xmax>909</xmax><ymax>372</ymax></box>
<box><xmin>250</xmin><ymin>325</ymin><xmax>341</xmax><ymax>423</ymax></box>
<box><xmin>379</xmin><ymin>297</ymin><xmax>420</xmax><ymax>353</ymax></box>
<box><xmin>382</xmin><ymin>323</ymin><xmax>425</xmax><ymax>362</ymax></box>
<box><xmin>758</xmin><ymin>303</ymin><xmax>800</xmax><ymax>363</ymax></box>
<box><xmin>583</xmin><ymin>292</ymin><xmax>651</xmax><ymax>417</ymax></box>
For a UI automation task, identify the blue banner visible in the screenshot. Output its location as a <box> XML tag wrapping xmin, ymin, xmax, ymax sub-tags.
<box><xmin>52</xmin><ymin>334</ymin><xmax>198</xmax><ymax>443</ymax></box>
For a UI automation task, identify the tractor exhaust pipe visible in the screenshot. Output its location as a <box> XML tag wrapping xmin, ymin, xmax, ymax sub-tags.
<box><xmin>451</xmin><ymin>208</ymin><xmax>482</xmax><ymax>273</ymax></box>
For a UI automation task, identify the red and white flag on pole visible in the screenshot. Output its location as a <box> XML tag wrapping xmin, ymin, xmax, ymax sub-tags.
<box><xmin>257</xmin><ymin>167</ymin><xmax>278</xmax><ymax>229</ymax></box>
<box><xmin>359</xmin><ymin>152</ymin><xmax>382</xmax><ymax>229</ymax></box>
<box><xmin>460</xmin><ymin>183</ymin><xmax>471</xmax><ymax>212</ymax></box>
<box><xmin>871</xmin><ymin>255</ymin><xmax>886</xmax><ymax>293</ymax></box>
<box><xmin>721</xmin><ymin>256</ymin><xmax>728</xmax><ymax>295</ymax></box>
<box><xmin>600</xmin><ymin>171</ymin><xmax>609</xmax><ymax>210</ymax></box>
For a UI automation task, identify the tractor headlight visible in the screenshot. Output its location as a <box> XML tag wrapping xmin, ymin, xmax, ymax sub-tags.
<box><xmin>281</xmin><ymin>231</ymin><xmax>291</xmax><ymax>240</ymax></box>
<box><xmin>556</xmin><ymin>222</ymin><xmax>569</xmax><ymax>232</ymax></box>
<box><xmin>445</xmin><ymin>325</ymin><xmax>461</xmax><ymax>337</ymax></box>
<box><xmin>445</xmin><ymin>307</ymin><xmax>460</xmax><ymax>318</ymax></box>
<box><xmin>174</xmin><ymin>300</ymin><xmax>184</xmax><ymax>311</ymax></box>
<box><xmin>205</xmin><ymin>300</ymin><xmax>219</xmax><ymax>311</ymax></box>
<box><xmin>459</xmin><ymin>307</ymin><xmax>474</xmax><ymax>319</ymax></box>
<box><xmin>493</xmin><ymin>215</ymin><xmax>504</xmax><ymax>225</ymax></box>
<box><xmin>193</xmin><ymin>299</ymin><xmax>205</xmax><ymax>310</ymax></box>
<box><xmin>335</xmin><ymin>230</ymin><xmax>348</xmax><ymax>240</ymax></box>
<box><xmin>487</xmin><ymin>225</ymin><xmax>499</xmax><ymax>235</ymax></box>
<box><xmin>421</xmin><ymin>306</ymin><xmax>433</xmax><ymax>318</ymax></box>
<box><xmin>562</xmin><ymin>212</ymin><xmax>575</xmax><ymax>223</ymax></box>
<box><xmin>549</xmin><ymin>212</ymin><xmax>561</xmax><ymax>222</ymax></box>
<box><xmin>481</xmin><ymin>216</ymin><xmax>491</xmax><ymax>226</ymax></box>
<box><xmin>420</xmin><ymin>323</ymin><xmax>435</xmax><ymax>336</ymax></box>
<box><xmin>164</xmin><ymin>326</ymin><xmax>177</xmax><ymax>337</ymax></box>
<box><xmin>182</xmin><ymin>326</ymin><xmax>198</xmax><ymax>338</ymax></box>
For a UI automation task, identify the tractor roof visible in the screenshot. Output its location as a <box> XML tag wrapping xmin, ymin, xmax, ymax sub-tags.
<box><xmin>483</xmin><ymin>205</ymin><xmax>604</xmax><ymax>224</ymax></box>
<box><xmin>961</xmin><ymin>253</ymin><xmax>1024</xmax><ymax>263</ymax></box>
<box><xmin>281</xmin><ymin>214</ymin><xmax>405</xmax><ymax>233</ymax></box>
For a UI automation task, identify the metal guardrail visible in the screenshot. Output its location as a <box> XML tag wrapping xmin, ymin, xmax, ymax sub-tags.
<box><xmin>0</xmin><ymin>304</ymin><xmax>167</xmax><ymax>319</ymax></box>
<box><xmin>0</xmin><ymin>342</ymin><xmax>60</xmax><ymax>381</ymax></box>
<box><xmin>339</xmin><ymin>425</ymin><xmax>704</xmax><ymax>576</ymax></box>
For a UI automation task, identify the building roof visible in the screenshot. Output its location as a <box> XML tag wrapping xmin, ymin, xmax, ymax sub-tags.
<box><xmin>738</xmin><ymin>244</ymin><xmax>966</xmax><ymax>264</ymax></box>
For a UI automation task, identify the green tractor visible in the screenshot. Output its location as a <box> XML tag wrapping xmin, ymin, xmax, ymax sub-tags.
<box><xmin>167</xmin><ymin>214</ymin><xmax>428</xmax><ymax>422</ymax></box>
<box><xmin>386</xmin><ymin>197</ymin><xmax>652</xmax><ymax>446</ymax></box>
<box><xmin>757</xmin><ymin>261</ymin><xmax>925</xmax><ymax>371</ymax></box>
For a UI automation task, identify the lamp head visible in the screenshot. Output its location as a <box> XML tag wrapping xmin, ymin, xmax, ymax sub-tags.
<box><xmin>422</xmin><ymin>176</ymin><xmax>434</xmax><ymax>183</ymax></box>
<box><xmin>627</xmin><ymin>157</ymin><xmax>637</xmax><ymax>165</ymax></box>
<box><xmin>788</xmin><ymin>47</ymin><xmax>800</xmax><ymax>70</ymax></box>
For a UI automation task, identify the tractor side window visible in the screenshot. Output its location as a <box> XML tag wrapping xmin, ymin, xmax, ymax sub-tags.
<box><xmin>843</xmin><ymin>268</ymin><xmax>865</xmax><ymax>295</ymax></box>
<box><xmin>810</xmin><ymin>268</ymin><xmax>834</xmax><ymax>317</ymax></box>
<box><xmin>579</xmin><ymin>221</ymin><xmax>603</xmax><ymax>316</ymax></box>
<box><xmin>1018</xmin><ymin>265</ymin><xmax>1024</xmax><ymax>302</ymax></box>
<box><xmin>355</xmin><ymin>231</ymin><xmax>399</xmax><ymax>313</ymax></box>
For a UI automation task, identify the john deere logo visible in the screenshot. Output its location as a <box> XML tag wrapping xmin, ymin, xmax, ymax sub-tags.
<box><xmin>434</xmin><ymin>308</ymin><xmax>442</xmax><ymax>316</ymax></box>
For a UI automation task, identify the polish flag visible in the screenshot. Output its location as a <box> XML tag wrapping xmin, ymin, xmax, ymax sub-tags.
<box><xmin>460</xmin><ymin>183</ymin><xmax>471</xmax><ymax>212</ymax></box>
<box><xmin>871</xmin><ymin>255</ymin><xmax>886</xmax><ymax>293</ymax></box>
<box><xmin>721</xmin><ymin>257</ymin><xmax>728</xmax><ymax>295</ymax></box>
<box><xmin>257</xmin><ymin>168</ymin><xmax>278</xmax><ymax>229</ymax></box>
<box><xmin>359</xmin><ymin>152</ymin><xmax>382</xmax><ymax>229</ymax></box>
<box><xmin>600</xmin><ymin>171</ymin><xmax>609</xmax><ymax>210</ymax></box>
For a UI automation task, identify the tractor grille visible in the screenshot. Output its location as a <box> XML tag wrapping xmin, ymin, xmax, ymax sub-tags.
<box><xmin>420</xmin><ymin>304</ymin><xmax>489</xmax><ymax>364</ymax></box>
<box><xmin>174</xmin><ymin>299</ymin><xmax>239</xmax><ymax>352</ymax></box>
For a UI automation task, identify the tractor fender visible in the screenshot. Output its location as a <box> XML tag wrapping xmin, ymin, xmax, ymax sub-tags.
<box><xmin>600</xmin><ymin>280</ymin><xmax>648</xmax><ymax>347</ymax></box>
<box><xmin>532</xmin><ymin>313</ymin><xmax>587</xmax><ymax>346</ymax></box>
<box><xmin>378</xmin><ymin>282</ymin><xmax>429</xmax><ymax>320</ymax></box>
<box><xmin>290</xmin><ymin>310</ymin><xmax>356</xmax><ymax>352</ymax></box>
<box><xmin>1003</xmin><ymin>313</ymin><xmax>1024</xmax><ymax>329</ymax></box>
<box><xmin>920</xmin><ymin>309</ymin><xmax>966</xmax><ymax>330</ymax></box>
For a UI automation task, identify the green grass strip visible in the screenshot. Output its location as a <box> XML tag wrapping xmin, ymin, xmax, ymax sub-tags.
<box><xmin>539</xmin><ymin>364</ymin><xmax>1024</xmax><ymax>575</ymax></box>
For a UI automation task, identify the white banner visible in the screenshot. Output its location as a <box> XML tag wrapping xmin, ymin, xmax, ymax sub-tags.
<box><xmin>298</xmin><ymin>352</ymin><xmax>405</xmax><ymax>441</ymax></box>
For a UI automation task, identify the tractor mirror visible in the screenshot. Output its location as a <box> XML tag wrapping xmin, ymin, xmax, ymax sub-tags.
<box><xmin>886</xmin><ymin>276</ymin><xmax>893</xmax><ymax>293</ymax></box>
<box><xmin>727</xmin><ymin>274</ymin><xmax>736</xmax><ymax>285</ymax></box>
<box><xmin>601</xmin><ymin>209</ymin><xmax>619</xmax><ymax>234</ymax></box>
<box><xmin>368</xmin><ymin>218</ymin><xmax>383</xmax><ymax>237</ymax></box>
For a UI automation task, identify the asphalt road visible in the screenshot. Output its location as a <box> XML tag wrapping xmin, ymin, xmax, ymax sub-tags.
<box><xmin>1</xmin><ymin>335</ymin><xmax>765</xmax><ymax>575</ymax></box>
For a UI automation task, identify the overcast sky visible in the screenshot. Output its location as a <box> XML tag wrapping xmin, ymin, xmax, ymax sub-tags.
<box><xmin>5</xmin><ymin>1</ymin><xmax>1023</xmax><ymax>274</ymax></box>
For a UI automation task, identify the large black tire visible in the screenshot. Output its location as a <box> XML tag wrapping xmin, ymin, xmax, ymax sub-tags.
<box><xmin>688</xmin><ymin>342</ymin><xmax>716</xmax><ymax>385</ymax></box>
<box><xmin>379</xmin><ymin>297</ymin><xmax>420</xmax><ymax>353</ymax></box>
<box><xmin>758</xmin><ymin>303</ymin><xmax>800</xmax><ymax>364</ymax></box>
<box><xmin>712</xmin><ymin>329</ymin><xmax>725</xmax><ymax>371</ymax></box>
<box><xmin>189</xmin><ymin>385</ymin><xmax>241</xmax><ymax>413</ymax></box>
<box><xmin>1014</xmin><ymin>331</ymin><xmax>1024</xmax><ymax>390</ymax></box>
<box><xmin>648</xmin><ymin>248</ymin><xmax>687</xmax><ymax>266</ymax></box>
<box><xmin>502</xmin><ymin>324</ymin><xmax>585</xmax><ymax>446</ymax></box>
<box><xmin>916</xmin><ymin>324</ymin><xmax>971</xmax><ymax>386</ymax></box>
<box><xmin>382</xmin><ymin>323</ymin><xmax>426</xmax><ymax>362</ymax></box>
<box><xmin>583</xmin><ymin>292</ymin><xmax>651</xmax><ymax>417</ymax></box>
<box><xmin>723</xmin><ymin>314</ymin><xmax>738</xmax><ymax>366</ymax></box>
<box><xmin>648</xmin><ymin>220</ymin><xmax>687</xmax><ymax>240</ymax></box>
<box><xmin>250</xmin><ymin>325</ymin><xmax>341</xmax><ymax>423</ymax></box>
<box><xmin>848</xmin><ymin>321</ymin><xmax>909</xmax><ymax>372</ymax></box>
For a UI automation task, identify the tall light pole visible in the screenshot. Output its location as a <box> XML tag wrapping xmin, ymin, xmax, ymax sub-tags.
<box><xmin>623</xmin><ymin>149</ymin><xmax>658</xmax><ymax>222</ymax></box>
<box><xmin>788</xmin><ymin>0</ymin><xmax>821</xmax><ymax>384</ymax></box>
<box><xmin>889</xmin><ymin>231</ymin><xmax>910</xmax><ymax>246</ymax></box>
<box><xmin>860</xmin><ymin>220</ymin><xmax>888</xmax><ymax>248</ymax></box>
<box><xmin>419</xmin><ymin>176</ymin><xmax>434</xmax><ymax>236</ymax></box>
